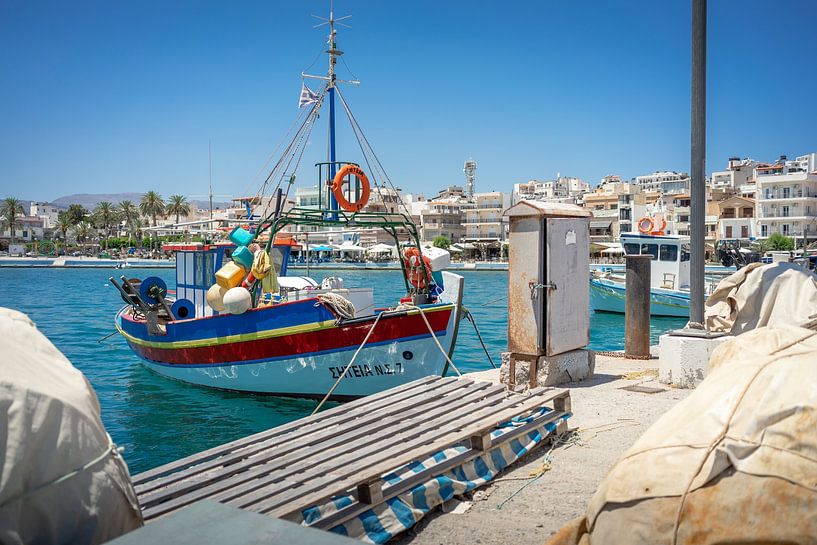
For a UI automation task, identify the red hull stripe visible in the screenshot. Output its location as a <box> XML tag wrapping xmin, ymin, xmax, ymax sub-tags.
<box><xmin>131</xmin><ymin>308</ymin><xmax>452</xmax><ymax>365</ymax></box>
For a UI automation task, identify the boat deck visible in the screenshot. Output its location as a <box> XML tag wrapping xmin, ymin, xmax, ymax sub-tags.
<box><xmin>132</xmin><ymin>376</ymin><xmax>570</xmax><ymax>531</ymax></box>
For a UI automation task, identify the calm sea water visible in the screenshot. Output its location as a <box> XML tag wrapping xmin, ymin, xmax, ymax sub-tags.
<box><xmin>0</xmin><ymin>267</ymin><xmax>685</xmax><ymax>473</ymax></box>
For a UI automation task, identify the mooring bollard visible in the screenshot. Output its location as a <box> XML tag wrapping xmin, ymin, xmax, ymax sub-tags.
<box><xmin>625</xmin><ymin>255</ymin><xmax>651</xmax><ymax>358</ymax></box>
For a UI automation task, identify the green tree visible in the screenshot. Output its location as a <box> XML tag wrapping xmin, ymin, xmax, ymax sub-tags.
<box><xmin>73</xmin><ymin>221</ymin><xmax>94</xmax><ymax>251</ymax></box>
<box><xmin>140</xmin><ymin>191</ymin><xmax>165</xmax><ymax>250</ymax></box>
<box><xmin>64</xmin><ymin>204</ymin><xmax>88</xmax><ymax>225</ymax></box>
<box><xmin>766</xmin><ymin>232</ymin><xmax>795</xmax><ymax>251</ymax></box>
<box><xmin>140</xmin><ymin>191</ymin><xmax>165</xmax><ymax>227</ymax></box>
<box><xmin>118</xmin><ymin>200</ymin><xmax>137</xmax><ymax>245</ymax></box>
<box><xmin>56</xmin><ymin>214</ymin><xmax>73</xmax><ymax>253</ymax></box>
<box><xmin>0</xmin><ymin>197</ymin><xmax>25</xmax><ymax>243</ymax></box>
<box><xmin>432</xmin><ymin>235</ymin><xmax>451</xmax><ymax>250</ymax></box>
<box><xmin>166</xmin><ymin>194</ymin><xmax>191</xmax><ymax>225</ymax></box>
<box><xmin>92</xmin><ymin>201</ymin><xmax>119</xmax><ymax>250</ymax></box>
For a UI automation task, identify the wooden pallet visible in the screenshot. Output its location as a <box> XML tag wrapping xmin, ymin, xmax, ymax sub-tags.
<box><xmin>133</xmin><ymin>376</ymin><xmax>570</xmax><ymax>530</ymax></box>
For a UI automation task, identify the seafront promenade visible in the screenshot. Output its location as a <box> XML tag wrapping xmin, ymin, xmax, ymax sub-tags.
<box><xmin>0</xmin><ymin>256</ymin><xmax>738</xmax><ymax>275</ymax></box>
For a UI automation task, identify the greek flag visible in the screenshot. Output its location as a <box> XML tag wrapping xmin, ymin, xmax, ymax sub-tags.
<box><xmin>299</xmin><ymin>82</ymin><xmax>319</xmax><ymax>108</ymax></box>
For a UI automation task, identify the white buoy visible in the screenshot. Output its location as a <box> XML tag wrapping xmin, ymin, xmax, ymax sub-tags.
<box><xmin>223</xmin><ymin>287</ymin><xmax>252</xmax><ymax>315</ymax></box>
<box><xmin>206</xmin><ymin>284</ymin><xmax>228</xmax><ymax>312</ymax></box>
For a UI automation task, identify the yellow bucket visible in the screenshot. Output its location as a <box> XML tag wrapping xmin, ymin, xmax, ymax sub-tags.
<box><xmin>215</xmin><ymin>261</ymin><xmax>247</xmax><ymax>289</ymax></box>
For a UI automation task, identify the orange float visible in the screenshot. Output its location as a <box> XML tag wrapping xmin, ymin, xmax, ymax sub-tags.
<box><xmin>637</xmin><ymin>217</ymin><xmax>654</xmax><ymax>234</ymax></box>
<box><xmin>331</xmin><ymin>164</ymin><xmax>371</xmax><ymax>212</ymax></box>
<box><xmin>402</xmin><ymin>247</ymin><xmax>433</xmax><ymax>289</ymax></box>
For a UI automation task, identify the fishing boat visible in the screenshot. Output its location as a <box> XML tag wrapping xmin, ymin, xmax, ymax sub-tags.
<box><xmin>110</xmin><ymin>9</ymin><xmax>465</xmax><ymax>400</ymax></box>
<box><xmin>590</xmin><ymin>231</ymin><xmax>691</xmax><ymax>317</ymax></box>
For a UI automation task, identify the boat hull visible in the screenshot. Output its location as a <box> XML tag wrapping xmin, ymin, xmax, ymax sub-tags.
<box><xmin>115</xmin><ymin>297</ymin><xmax>459</xmax><ymax>399</ymax></box>
<box><xmin>589</xmin><ymin>277</ymin><xmax>689</xmax><ymax>317</ymax></box>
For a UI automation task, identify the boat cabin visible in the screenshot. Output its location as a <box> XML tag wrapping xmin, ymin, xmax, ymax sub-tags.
<box><xmin>163</xmin><ymin>242</ymin><xmax>291</xmax><ymax>318</ymax></box>
<box><xmin>620</xmin><ymin>233</ymin><xmax>690</xmax><ymax>291</ymax></box>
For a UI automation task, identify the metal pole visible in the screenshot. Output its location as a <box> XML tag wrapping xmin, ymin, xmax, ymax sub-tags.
<box><xmin>625</xmin><ymin>255</ymin><xmax>651</xmax><ymax>357</ymax></box>
<box><xmin>689</xmin><ymin>0</ymin><xmax>706</xmax><ymax>326</ymax></box>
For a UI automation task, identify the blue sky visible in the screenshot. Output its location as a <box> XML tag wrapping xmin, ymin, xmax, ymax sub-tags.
<box><xmin>1</xmin><ymin>0</ymin><xmax>815</xmax><ymax>202</ymax></box>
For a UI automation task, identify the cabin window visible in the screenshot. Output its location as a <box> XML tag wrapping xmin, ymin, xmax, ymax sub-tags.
<box><xmin>624</xmin><ymin>243</ymin><xmax>640</xmax><ymax>255</ymax></box>
<box><xmin>681</xmin><ymin>244</ymin><xmax>690</xmax><ymax>262</ymax></box>
<box><xmin>640</xmin><ymin>244</ymin><xmax>659</xmax><ymax>260</ymax></box>
<box><xmin>659</xmin><ymin>244</ymin><xmax>678</xmax><ymax>261</ymax></box>
<box><xmin>194</xmin><ymin>252</ymin><xmax>216</xmax><ymax>287</ymax></box>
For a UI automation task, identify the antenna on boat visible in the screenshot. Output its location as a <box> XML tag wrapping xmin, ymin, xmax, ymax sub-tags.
<box><xmin>208</xmin><ymin>140</ymin><xmax>213</xmax><ymax>221</ymax></box>
<box><xmin>305</xmin><ymin>1</ymin><xmax>360</xmax><ymax>219</ymax></box>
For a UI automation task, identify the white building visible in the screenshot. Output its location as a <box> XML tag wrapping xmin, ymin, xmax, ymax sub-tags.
<box><xmin>756</xmin><ymin>153</ymin><xmax>817</xmax><ymax>239</ymax></box>
<box><xmin>635</xmin><ymin>171</ymin><xmax>690</xmax><ymax>195</ymax></box>
<box><xmin>710</xmin><ymin>157</ymin><xmax>758</xmax><ymax>191</ymax></box>
<box><xmin>0</xmin><ymin>216</ymin><xmax>45</xmax><ymax>242</ymax></box>
<box><xmin>512</xmin><ymin>176</ymin><xmax>588</xmax><ymax>205</ymax></box>
<box><xmin>29</xmin><ymin>202</ymin><xmax>60</xmax><ymax>228</ymax></box>
<box><xmin>462</xmin><ymin>191</ymin><xmax>511</xmax><ymax>242</ymax></box>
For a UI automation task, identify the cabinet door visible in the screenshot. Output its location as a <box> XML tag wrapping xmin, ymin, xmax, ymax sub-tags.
<box><xmin>507</xmin><ymin>217</ymin><xmax>544</xmax><ymax>354</ymax></box>
<box><xmin>544</xmin><ymin>218</ymin><xmax>590</xmax><ymax>355</ymax></box>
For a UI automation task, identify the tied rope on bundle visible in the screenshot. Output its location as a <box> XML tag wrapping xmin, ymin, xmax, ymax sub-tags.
<box><xmin>317</xmin><ymin>292</ymin><xmax>356</xmax><ymax>320</ymax></box>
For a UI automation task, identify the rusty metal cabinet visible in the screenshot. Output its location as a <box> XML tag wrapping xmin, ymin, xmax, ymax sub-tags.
<box><xmin>506</xmin><ymin>201</ymin><xmax>591</xmax><ymax>356</ymax></box>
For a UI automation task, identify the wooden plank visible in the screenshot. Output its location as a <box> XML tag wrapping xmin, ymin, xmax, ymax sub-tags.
<box><xmin>217</xmin><ymin>383</ymin><xmax>511</xmax><ymax>512</ymax></box>
<box><xmin>141</xmin><ymin>381</ymin><xmax>508</xmax><ymax>519</ymax></box>
<box><xmin>255</xmin><ymin>389</ymin><xmax>568</xmax><ymax>518</ymax></box>
<box><xmin>134</xmin><ymin>375</ymin><xmax>441</xmax><ymax>485</ymax></box>
<box><xmin>310</xmin><ymin>406</ymin><xmax>569</xmax><ymax>530</ymax></box>
<box><xmin>139</xmin><ymin>378</ymin><xmax>479</xmax><ymax>511</ymax></box>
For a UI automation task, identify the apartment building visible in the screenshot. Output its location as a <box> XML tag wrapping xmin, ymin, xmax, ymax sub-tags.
<box><xmin>512</xmin><ymin>176</ymin><xmax>588</xmax><ymax>205</ymax></box>
<box><xmin>710</xmin><ymin>157</ymin><xmax>758</xmax><ymax>193</ymax></box>
<box><xmin>635</xmin><ymin>171</ymin><xmax>690</xmax><ymax>195</ymax></box>
<box><xmin>756</xmin><ymin>153</ymin><xmax>817</xmax><ymax>239</ymax></box>
<box><xmin>618</xmin><ymin>191</ymin><xmax>647</xmax><ymax>234</ymax></box>
<box><xmin>462</xmin><ymin>191</ymin><xmax>510</xmax><ymax>242</ymax></box>
<box><xmin>420</xmin><ymin>200</ymin><xmax>471</xmax><ymax>242</ymax></box>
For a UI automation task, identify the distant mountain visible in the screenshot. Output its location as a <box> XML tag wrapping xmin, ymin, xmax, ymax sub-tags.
<box><xmin>48</xmin><ymin>193</ymin><xmax>232</xmax><ymax>210</ymax></box>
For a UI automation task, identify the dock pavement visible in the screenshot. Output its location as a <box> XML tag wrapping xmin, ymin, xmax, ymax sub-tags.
<box><xmin>393</xmin><ymin>351</ymin><xmax>692</xmax><ymax>545</ymax></box>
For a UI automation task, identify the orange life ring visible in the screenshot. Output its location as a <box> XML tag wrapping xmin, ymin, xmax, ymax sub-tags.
<box><xmin>331</xmin><ymin>164</ymin><xmax>371</xmax><ymax>212</ymax></box>
<box><xmin>637</xmin><ymin>217</ymin><xmax>654</xmax><ymax>234</ymax></box>
<box><xmin>402</xmin><ymin>247</ymin><xmax>432</xmax><ymax>289</ymax></box>
<box><xmin>651</xmin><ymin>217</ymin><xmax>667</xmax><ymax>235</ymax></box>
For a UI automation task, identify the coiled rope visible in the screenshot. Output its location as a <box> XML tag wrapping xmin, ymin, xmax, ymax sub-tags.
<box><xmin>317</xmin><ymin>292</ymin><xmax>356</xmax><ymax>320</ymax></box>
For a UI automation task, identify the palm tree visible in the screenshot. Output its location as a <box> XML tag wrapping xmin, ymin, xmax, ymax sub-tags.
<box><xmin>0</xmin><ymin>197</ymin><xmax>25</xmax><ymax>244</ymax></box>
<box><xmin>140</xmin><ymin>191</ymin><xmax>165</xmax><ymax>227</ymax></box>
<box><xmin>56</xmin><ymin>213</ymin><xmax>72</xmax><ymax>254</ymax></box>
<box><xmin>64</xmin><ymin>203</ymin><xmax>88</xmax><ymax>225</ymax></box>
<box><xmin>73</xmin><ymin>221</ymin><xmax>93</xmax><ymax>253</ymax></box>
<box><xmin>92</xmin><ymin>201</ymin><xmax>118</xmax><ymax>250</ymax></box>
<box><xmin>166</xmin><ymin>194</ymin><xmax>191</xmax><ymax>225</ymax></box>
<box><xmin>118</xmin><ymin>200</ymin><xmax>137</xmax><ymax>245</ymax></box>
<box><xmin>140</xmin><ymin>191</ymin><xmax>165</xmax><ymax>251</ymax></box>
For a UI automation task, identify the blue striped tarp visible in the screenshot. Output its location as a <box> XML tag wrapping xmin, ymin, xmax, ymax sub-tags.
<box><xmin>302</xmin><ymin>408</ymin><xmax>570</xmax><ymax>543</ymax></box>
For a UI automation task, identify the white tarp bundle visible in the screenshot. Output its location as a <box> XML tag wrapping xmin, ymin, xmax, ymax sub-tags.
<box><xmin>704</xmin><ymin>262</ymin><xmax>817</xmax><ymax>333</ymax></box>
<box><xmin>0</xmin><ymin>308</ymin><xmax>142</xmax><ymax>544</ymax></box>
<box><xmin>546</xmin><ymin>325</ymin><xmax>817</xmax><ymax>545</ymax></box>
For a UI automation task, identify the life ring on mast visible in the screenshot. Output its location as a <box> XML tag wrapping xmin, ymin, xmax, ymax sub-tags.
<box><xmin>331</xmin><ymin>164</ymin><xmax>371</xmax><ymax>212</ymax></box>
<box><xmin>637</xmin><ymin>217</ymin><xmax>654</xmax><ymax>235</ymax></box>
<box><xmin>402</xmin><ymin>247</ymin><xmax>433</xmax><ymax>289</ymax></box>
<box><xmin>651</xmin><ymin>217</ymin><xmax>667</xmax><ymax>235</ymax></box>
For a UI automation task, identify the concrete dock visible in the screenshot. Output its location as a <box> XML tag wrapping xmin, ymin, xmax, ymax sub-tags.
<box><xmin>394</xmin><ymin>351</ymin><xmax>692</xmax><ymax>545</ymax></box>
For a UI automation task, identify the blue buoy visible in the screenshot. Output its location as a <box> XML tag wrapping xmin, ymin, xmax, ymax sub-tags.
<box><xmin>139</xmin><ymin>276</ymin><xmax>168</xmax><ymax>305</ymax></box>
<box><xmin>171</xmin><ymin>299</ymin><xmax>196</xmax><ymax>320</ymax></box>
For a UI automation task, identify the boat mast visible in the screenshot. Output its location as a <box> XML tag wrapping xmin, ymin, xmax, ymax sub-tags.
<box><xmin>305</xmin><ymin>2</ymin><xmax>358</xmax><ymax>218</ymax></box>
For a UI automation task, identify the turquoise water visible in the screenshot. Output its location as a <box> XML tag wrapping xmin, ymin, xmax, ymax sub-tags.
<box><xmin>0</xmin><ymin>268</ymin><xmax>685</xmax><ymax>473</ymax></box>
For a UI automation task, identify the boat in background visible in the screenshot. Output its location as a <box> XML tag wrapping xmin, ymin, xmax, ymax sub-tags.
<box><xmin>110</xmin><ymin>8</ymin><xmax>465</xmax><ymax>399</ymax></box>
<box><xmin>590</xmin><ymin>231</ymin><xmax>692</xmax><ymax>317</ymax></box>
